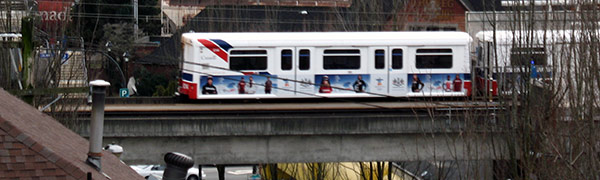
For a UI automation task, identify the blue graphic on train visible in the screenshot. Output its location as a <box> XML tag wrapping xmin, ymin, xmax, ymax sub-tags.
<box><xmin>407</xmin><ymin>74</ymin><xmax>469</xmax><ymax>93</ymax></box>
<box><xmin>315</xmin><ymin>74</ymin><xmax>370</xmax><ymax>94</ymax></box>
<box><xmin>200</xmin><ymin>75</ymin><xmax>277</xmax><ymax>95</ymax></box>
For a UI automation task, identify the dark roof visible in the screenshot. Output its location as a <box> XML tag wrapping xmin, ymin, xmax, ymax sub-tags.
<box><xmin>0</xmin><ymin>89</ymin><xmax>143</xmax><ymax>179</ymax></box>
<box><xmin>462</xmin><ymin>0</ymin><xmax>506</xmax><ymax>11</ymax></box>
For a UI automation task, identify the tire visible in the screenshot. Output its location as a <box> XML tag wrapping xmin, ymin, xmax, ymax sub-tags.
<box><xmin>187</xmin><ymin>175</ymin><xmax>199</xmax><ymax>180</ymax></box>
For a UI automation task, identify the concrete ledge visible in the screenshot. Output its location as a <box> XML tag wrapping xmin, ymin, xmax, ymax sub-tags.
<box><xmin>74</xmin><ymin>113</ymin><xmax>488</xmax><ymax>137</ymax></box>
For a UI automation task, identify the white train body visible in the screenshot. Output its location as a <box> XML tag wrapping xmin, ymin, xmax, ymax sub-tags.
<box><xmin>179</xmin><ymin>32</ymin><xmax>472</xmax><ymax>99</ymax></box>
<box><xmin>473</xmin><ymin>29</ymin><xmax>595</xmax><ymax>95</ymax></box>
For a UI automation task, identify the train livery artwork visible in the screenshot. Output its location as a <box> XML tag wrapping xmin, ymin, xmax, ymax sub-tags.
<box><xmin>315</xmin><ymin>74</ymin><xmax>370</xmax><ymax>94</ymax></box>
<box><xmin>179</xmin><ymin>32</ymin><xmax>479</xmax><ymax>99</ymax></box>
<box><xmin>407</xmin><ymin>74</ymin><xmax>471</xmax><ymax>95</ymax></box>
<box><xmin>198</xmin><ymin>75</ymin><xmax>278</xmax><ymax>95</ymax></box>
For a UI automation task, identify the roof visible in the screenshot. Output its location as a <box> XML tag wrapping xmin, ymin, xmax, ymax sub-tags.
<box><xmin>0</xmin><ymin>89</ymin><xmax>143</xmax><ymax>179</ymax></box>
<box><xmin>183</xmin><ymin>31</ymin><xmax>472</xmax><ymax>46</ymax></box>
<box><xmin>475</xmin><ymin>29</ymin><xmax>600</xmax><ymax>43</ymax></box>
<box><xmin>462</xmin><ymin>0</ymin><xmax>506</xmax><ymax>11</ymax></box>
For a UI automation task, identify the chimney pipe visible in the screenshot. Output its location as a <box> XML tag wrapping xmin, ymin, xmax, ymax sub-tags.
<box><xmin>163</xmin><ymin>152</ymin><xmax>194</xmax><ymax>180</ymax></box>
<box><xmin>86</xmin><ymin>80</ymin><xmax>110</xmax><ymax>171</ymax></box>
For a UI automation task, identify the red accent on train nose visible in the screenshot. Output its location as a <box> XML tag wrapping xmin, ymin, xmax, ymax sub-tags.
<box><xmin>198</xmin><ymin>39</ymin><xmax>229</xmax><ymax>62</ymax></box>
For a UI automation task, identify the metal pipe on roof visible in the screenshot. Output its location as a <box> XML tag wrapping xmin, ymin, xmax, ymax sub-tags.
<box><xmin>86</xmin><ymin>80</ymin><xmax>110</xmax><ymax>171</ymax></box>
<box><xmin>163</xmin><ymin>152</ymin><xmax>194</xmax><ymax>180</ymax></box>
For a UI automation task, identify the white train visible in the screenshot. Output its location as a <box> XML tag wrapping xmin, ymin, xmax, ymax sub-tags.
<box><xmin>178</xmin><ymin>32</ymin><xmax>473</xmax><ymax>99</ymax></box>
<box><xmin>474</xmin><ymin>29</ymin><xmax>587</xmax><ymax>95</ymax></box>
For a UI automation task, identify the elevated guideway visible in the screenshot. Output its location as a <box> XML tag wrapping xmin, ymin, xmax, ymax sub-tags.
<box><xmin>70</xmin><ymin>100</ymin><xmax>509</xmax><ymax>165</ymax></box>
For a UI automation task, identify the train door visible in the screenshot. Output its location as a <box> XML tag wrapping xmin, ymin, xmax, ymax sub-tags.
<box><xmin>295</xmin><ymin>47</ymin><xmax>316</xmax><ymax>97</ymax></box>
<box><xmin>275</xmin><ymin>47</ymin><xmax>296</xmax><ymax>97</ymax></box>
<box><xmin>368</xmin><ymin>47</ymin><xmax>389</xmax><ymax>96</ymax></box>
<box><xmin>388</xmin><ymin>46</ymin><xmax>408</xmax><ymax>97</ymax></box>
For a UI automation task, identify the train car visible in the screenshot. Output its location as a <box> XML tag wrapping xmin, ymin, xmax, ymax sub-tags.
<box><xmin>474</xmin><ymin>30</ymin><xmax>572</xmax><ymax>96</ymax></box>
<box><xmin>179</xmin><ymin>32</ymin><xmax>472</xmax><ymax>99</ymax></box>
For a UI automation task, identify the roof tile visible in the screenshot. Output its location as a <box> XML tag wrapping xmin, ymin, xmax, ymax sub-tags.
<box><xmin>7</xmin><ymin>127</ymin><xmax>22</xmax><ymax>137</ymax></box>
<box><xmin>13</xmin><ymin>163</ymin><xmax>25</xmax><ymax>169</ymax></box>
<box><xmin>42</xmin><ymin>169</ymin><xmax>56</xmax><ymax>176</ymax></box>
<box><xmin>3</xmin><ymin>170</ymin><xmax>17</xmax><ymax>177</ymax></box>
<box><xmin>15</xmin><ymin>133</ymin><xmax>28</xmax><ymax>142</ymax></box>
<box><xmin>34</xmin><ymin>156</ymin><xmax>46</xmax><ymax>162</ymax></box>
<box><xmin>35</xmin><ymin>169</ymin><xmax>43</xmax><ymax>176</ymax></box>
<box><xmin>0</xmin><ymin>156</ymin><xmax>10</xmax><ymax>163</ymax></box>
<box><xmin>25</xmin><ymin>156</ymin><xmax>36</xmax><ymax>163</ymax></box>
<box><xmin>22</xmin><ymin>148</ymin><xmax>36</xmax><ymax>156</ymax></box>
<box><xmin>0</xmin><ymin>149</ymin><xmax>8</xmax><ymax>156</ymax></box>
<box><xmin>3</xmin><ymin>142</ymin><xmax>13</xmax><ymax>149</ymax></box>
<box><xmin>46</xmin><ymin>152</ymin><xmax>60</xmax><ymax>163</ymax></box>
<box><xmin>0</xmin><ymin>121</ymin><xmax>12</xmax><ymax>132</ymax></box>
<box><xmin>34</xmin><ymin>162</ymin><xmax>46</xmax><ymax>169</ymax></box>
<box><xmin>70</xmin><ymin>169</ymin><xmax>86</xmax><ymax>179</ymax></box>
<box><xmin>10</xmin><ymin>149</ymin><xmax>23</xmax><ymax>156</ymax></box>
<box><xmin>4</xmin><ymin>135</ymin><xmax>14</xmax><ymax>141</ymax></box>
<box><xmin>62</xmin><ymin>163</ymin><xmax>77</xmax><ymax>174</ymax></box>
<box><xmin>22</xmin><ymin>136</ymin><xmax>35</xmax><ymax>147</ymax></box>
<box><xmin>19</xmin><ymin>169</ymin><xmax>35</xmax><ymax>177</ymax></box>
<box><xmin>31</xmin><ymin>142</ymin><xmax>44</xmax><ymax>152</ymax></box>
<box><xmin>24</xmin><ymin>162</ymin><xmax>35</xmax><ymax>170</ymax></box>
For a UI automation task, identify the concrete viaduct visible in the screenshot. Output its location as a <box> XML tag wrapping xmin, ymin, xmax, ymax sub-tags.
<box><xmin>72</xmin><ymin>102</ymin><xmax>508</xmax><ymax>165</ymax></box>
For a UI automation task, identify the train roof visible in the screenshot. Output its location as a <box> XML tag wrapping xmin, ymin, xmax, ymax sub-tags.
<box><xmin>475</xmin><ymin>29</ymin><xmax>600</xmax><ymax>44</ymax></box>
<box><xmin>182</xmin><ymin>31</ymin><xmax>472</xmax><ymax>47</ymax></box>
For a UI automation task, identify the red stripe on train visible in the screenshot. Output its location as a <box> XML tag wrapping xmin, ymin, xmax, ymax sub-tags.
<box><xmin>198</xmin><ymin>39</ymin><xmax>229</xmax><ymax>62</ymax></box>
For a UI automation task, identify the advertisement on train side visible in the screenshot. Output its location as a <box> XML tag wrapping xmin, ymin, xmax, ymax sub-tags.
<box><xmin>407</xmin><ymin>74</ymin><xmax>470</xmax><ymax>94</ymax></box>
<box><xmin>199</xmin><ymin>75</ymin><xmax>277</xmax><ymax>95</ymax></box>
<box><xmin>315</xmin><ymin>74</ymin><xmax>370</xmax><ymax>94</ymax></box>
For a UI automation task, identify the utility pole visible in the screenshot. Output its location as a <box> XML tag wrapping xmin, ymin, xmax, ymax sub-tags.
<box><xmin>133</xmin><ymin>0</ymin><xmax>139</xmax><ymax>40</ymax></box>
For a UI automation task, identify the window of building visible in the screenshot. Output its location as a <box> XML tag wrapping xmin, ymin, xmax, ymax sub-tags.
<box><xmin>392</xmin><ymin>49</ymin><xmax>403</xmax><ymax>69</ymax></box>
<box><xmin>299</xmin><ymin>49</ymin><xmax>310</xmax><ymax>70</ymax></box>
<box><xmin>281</xmin><ymin>49</ymin><xmax>292</xmax><ymax>70</ymax></box>
<box><xmin>375</xmin><ymin>50</ymin><xmax>385</xmax><ymax>69</ymax></box>
<box><xmin>510</xmin><ymin>47</ymin><xmax>547</xmax><ymax>66</ymax></box>
<box><xmin>229</xmin><ymin>50</ymin><xmax>267</xmax><ymax>70</ymax></box>
<box><xmin>416</xmin><ymin>49</ymin><xmax>453</xmax><ymax>69</ymax></box>
<box><xmin>323</xmin><ymin>49</ymin><xmax>361</xmax><ymax>70</ymax></box>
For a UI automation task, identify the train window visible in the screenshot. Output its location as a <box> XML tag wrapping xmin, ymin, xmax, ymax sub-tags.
<box><xmin>510</xmin><ymin>47</ymin><xmax>547</xmax><ymax>66</ymax></box>
<box><xmin>281</xmin><ymin>49</ymin><xmax>292</xmax><ymax>70</ymax></box>
<box><xmin>299</xmin><ymin>49</ymin><xmax>310</xmax><ymax>70</ymax></box>
<box><xmin>229</xmin><ymin>50</ymin><xmax>267</xmax><ymax>70</ymax></box>
<box><xmin>323</xmin><ymin>49</ymin><xmax>360</xmax><ymax>70</ymax></box>
<box><xmin>375</xmin><ymin>50</ymin><xmax>384</xmax><ymax>69</ymax></box>
<box><xmin>392</xmin><ymin>49</ymin><xmax>403</xmax><ymax>69</ymax></box>
<box><xmin>416</xmin><ymin>48</ymin><xmax>452</xmax><ymax>69</ymax></box>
